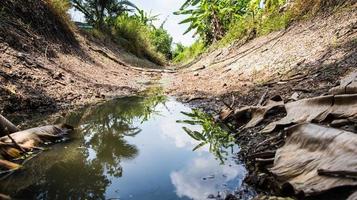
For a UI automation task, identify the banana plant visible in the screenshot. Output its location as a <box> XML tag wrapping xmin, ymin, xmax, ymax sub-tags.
<box><xmin>135</xmin><ymin>9</ymin><xmax>160</xmax><ymax>26</ymax></box>
<box><xmin>71</xmin><ymin>0</ymin><xmax>138</xmax><ymax>29</ymax></box>
<box><xmin>174</xmin><ymin>0</ymin><xmax>251</xmax><ymax>44</ymax></box>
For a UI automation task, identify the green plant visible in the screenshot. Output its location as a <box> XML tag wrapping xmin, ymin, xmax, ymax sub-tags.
<box><xmin>172</xmin><ymin>43</ymin><xmax>185</xmax><ymax>58</ymax></box>
<box><xmin>173</xmin><ymin>41</ymin><xmax>205</xmax><ymax>64</ymax></box>
<box><xmin>177</xmin><ymin>109</ymin><xmax>235</xmax><ymax>163</ymax></box>
<box><xmin>134</xmin><ymin>9</ymin><xmax>159</xmax><ymax>26</ymax></box>
<box><xmin>175</xmin><ymin>0</ymin><xmax>250</xmax><ymax>44</ymax></box>
<box><xmin>47</xmin><ymin>0</ymin><xmax>72</xmax><ymax>27</ymax></box>
<box><xmin>70</xmin><ymin>0</ymin><xmax>138</xmax><ymax>30</ymax></box>
<box><xmin>150</xmin><ymin>27</ymin><xmax>173</xmax><ymax>59</ymax></box>
<box><xmin>113</xmin><ymin>15</ymin><xmax>165</xmax><ymax>65</ymax></box>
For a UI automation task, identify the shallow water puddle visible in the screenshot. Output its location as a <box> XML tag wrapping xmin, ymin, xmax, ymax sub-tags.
<box><xmin>0</xmin><ymin>96</ymin><xmax>251</xmax><ymax>200</ymax></box>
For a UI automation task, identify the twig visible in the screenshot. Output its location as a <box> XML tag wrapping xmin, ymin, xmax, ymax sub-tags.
<box><xmin>256</xmin><ymin>132</ymin><xmax>284</xmax><ymax>150</ymax></box>
<box><xmin>317</xmin><ymin>169</ymin><xmax>357</xmax><ymax>180</ymax></box>
<box><xmin>184</xmin><ymin>97</ymin><xmax>204</xmax><ymax>103</ymax></box>
<box><xmin>222</xmin><ymin>94</ymin><xmax>236</xmax><ymax>110</ymax></box>
<box><xmin>257</xmin><ymin>89</ymin><xmax>268</xmax><ymax>106</ymax></box>
<box><xmin>255</xmin><ymin>158</ymin><xmax>274</xmax><ymax>164</ymax></box>
<box><xmin>292</xmin><ymin>88</ymin><xmax>312</xmax><ymax>93</ymax></box>
<box><xmin>44</xmin><ymin>44</ymin><xmax>49</xmax><ymax>61</ymax></box>
<box><xmin>6</xmin><ymin>134</ymin><xmax>26</xmax><ymax>154</ymax></box>
<box><xmin>248</xmin><ymin>150</ymin><xmax>276</xmax><ymax>159</ymax></box>
<box><xmin>55</xmin><ymin>80</ymin><xmax>66</xmax><ymax>86</ymax></box>
<box><xmin>230</xmin><ymin>94</ymin><xmax>235</xmax><ymax>108</ymax></box>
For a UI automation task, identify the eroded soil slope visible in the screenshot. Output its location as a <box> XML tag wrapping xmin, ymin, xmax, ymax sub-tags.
<box><xmin>167</xmin><ymin>6</ymin><xmax>357</xmax><ymax>108</ymax></box>
<box><xmin>0</xmin><ymin>0</ymin><xmax>161</xmax><ymax>120</ymax></box>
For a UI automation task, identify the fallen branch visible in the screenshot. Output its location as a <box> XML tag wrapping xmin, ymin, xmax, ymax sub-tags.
<box><xmin>317</xmin><ymin>169</ymin><xmax>357</xmax><ymax>180</ymax></box>
<box><xmin>0</xmin><ymin>114</ymin><xmax>19</xmax><ymax>137</ymax></box>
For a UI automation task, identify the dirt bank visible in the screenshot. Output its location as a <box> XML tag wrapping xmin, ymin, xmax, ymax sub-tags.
<box><xmin>166</xmin><ymin>6</ymin><xmax>357</xmax><ymax>111</ymax></box>
<box><xmin>0</xmin><ymin>0</ymin><xmax>167</xmax><ymax>123</ymax></box>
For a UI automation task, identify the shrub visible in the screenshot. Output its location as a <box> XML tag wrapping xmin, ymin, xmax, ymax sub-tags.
<box><xmin>46</xmin><ymin>0</ymin><xmax>72</xmax><ymax>28</ymax></box>
<box><xmin>112</xmin><ymin>15</ymin><xmax>165</xmax><ymax>65</ymax></box>
<box><xmin>149</xmin><ymin>27</ymin><xmax>173</xmax><ymax>59</ymax></box>
<box><xmin>173</xmin><ymin>41</ymin><xmax>206</xmax><ymax>64</ymax></box>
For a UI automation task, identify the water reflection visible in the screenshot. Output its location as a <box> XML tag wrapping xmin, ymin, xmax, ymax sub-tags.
<box><xmin>1</xmin><ymin>90</ymin><xmax>167</xmax><ymax>199</ymax></box>
<box><xmin>0</xmin><ymin>90</ymin><xmax>251</xmax><ymax>200</ymax></box>
<box><xmin>171</xmin><ymin>156</ymin><xmax>246</xmax><ymax>200</ymax></box>
<box><xmin>178</xmin><ymin>109</ymin><xmax>235</xmax><ymax>163</ymax></box>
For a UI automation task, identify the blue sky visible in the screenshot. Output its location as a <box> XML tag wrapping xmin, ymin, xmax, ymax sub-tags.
<box><xmin>70</xmin><ymin>0</ymin><xmax>196</xmax><ymax>46</ymax></box>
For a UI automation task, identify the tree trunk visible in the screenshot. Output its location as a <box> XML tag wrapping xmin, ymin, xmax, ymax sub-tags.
<box><xmin>0</xmin><ymin>114</ymin><xmax>19</xmax><ymax>137</ymax></box>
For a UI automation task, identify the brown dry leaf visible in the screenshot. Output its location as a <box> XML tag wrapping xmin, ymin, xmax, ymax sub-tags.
<box><xmin>0</xmin><ymin>159</ymin><xmax>21</xmax><ymax>171</ymax></box>
<box><xmin>219</xmin><ymin>108</ymin><xmax>234</xmax><ymax>121</ymax></box>
<box><xmin>0</xmin><ymin>125</ymin><xmax>73</xmax><ymax>156</ymax></box>
<box><xmin>329</xmin><ymin>71</ymin><xmax>357</xmax><ymax>95</ymax></box>
<box><xmin>347</xmin><ymin>191</ymin><xmax>357</xmax><ymax>200</ymax></box>
<box><xmin>262</xmin><ymin>94</ymin><xmax>357</xmax><ymax>133</ymax></box>
<box><xmin>270</xmin><ymin>123</ymin><xmax>357</xmax><ymax>196</ymax></box>
<box><xmin>234</xmin><ymin>99</ymin><xmax>284</xmax><ymax>129</ymax></box>
<box><xmin>252</xmin><ymin>195</ymin><xmax>294</xmax><ymax>200</ymax></box>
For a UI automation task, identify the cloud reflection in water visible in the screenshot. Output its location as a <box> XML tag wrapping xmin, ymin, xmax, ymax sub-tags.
<box><xmin>170</xmin><ymin>153</ymin><xmax>246</xmax><ymax>200</ymax></box>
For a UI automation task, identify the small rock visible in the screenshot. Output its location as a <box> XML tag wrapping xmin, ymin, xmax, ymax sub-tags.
<box><xmin>53</xmin><ymin>72</ymin><xmax>64</xmax><ymax>80</ymax></box>
<box><xmin>194</xmin><ymin>72</ymin><xmax>199</xmax><ymax>76</ymax></box>
<box><xmin>2</xmin><ymin>62</ymin><xmax>11</xmax><ymax>68</ymax></box>
<box><xmin>16</xmin><ymin>52</ymin><xmax>26</xmax><ymax>59</ymax></box>
<box><xmin>225</xmin><ymin>194</ymin><xmax>238</xmax><ymax>200</ymax></box>
<box><xmin>331</xmin><ymin>119</ymin><xmax>350</xmax><ymax>127</ymax></box>
<box><xmin>290</xmin><ymin>92</ymin><xmax>299</xmax><ymax>101</ymax></box>
<box><xmin>223</xmin><ymin>83</ymin><xmax>227</xmax><ymax>87</ymax></box>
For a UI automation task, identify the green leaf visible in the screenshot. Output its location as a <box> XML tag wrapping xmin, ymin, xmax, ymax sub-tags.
<box><xmin>193</xmin><ymin>131</ymin><xmax>206</xmax><ymax>141</ymax></box>
<box><xmin>192</xmin><ymin>142</ymin><xmax>207</xmax><ymax>151</ymax></box>
<box><xmin>183</xmin><ymin>127</ymin><xmax>200</xmax><ymax>140</ymax></box>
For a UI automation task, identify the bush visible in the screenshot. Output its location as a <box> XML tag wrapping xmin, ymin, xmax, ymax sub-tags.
<box><xmin>149</xmin><ymin>27</ymin><xmax>173</xmax><ymax>59</ymax></box>
<box><xmin>112</xmin><ymin>15</ymin><xmax>165</xmax><ymax>65</ymax></box>
<box><xmin>173</xmin><ymin>41</ymin><xmax>205</xmax><ymax>64</ymax></box>
<box><xmin>46</xmin><ymin>0</ymin><xmax>72</xmax><ymax>27</ymax></box>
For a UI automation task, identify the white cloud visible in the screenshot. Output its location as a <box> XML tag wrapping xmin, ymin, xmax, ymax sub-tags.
<box><xmin>170</xmin><ymin>156</ymin><xmax>247</xmax><ymax>200</ymax></box>
<box><xmin>131</xmin><ymin>0</ymin><xmax>196</xmax><ymax>46</ymax></box>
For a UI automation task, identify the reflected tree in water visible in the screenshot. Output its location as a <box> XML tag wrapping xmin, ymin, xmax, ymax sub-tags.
<box><xmin>4</xmin><ymin>88</ymin><xmax>167</xmax><ymax>199</ymax></box>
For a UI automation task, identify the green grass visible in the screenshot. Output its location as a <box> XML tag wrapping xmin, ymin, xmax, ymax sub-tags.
<box><xmin>173</xmin><ymin>41</ymin><xmax>206</xmax><ymax>64</ymax></box>
<box><xmin>46</xmin><ymin>0</ymin><xmax>73</xmax><ymax>28</ymax></box>
<box><xmin>215</xmin><ymin>10</ymin><xmax>293</xmax><ymax>48</ymax></box>
<box><xmin>112</xmin><ymin>15</ymin><xmax>166</xmax><ymax>65</ymax></box>
<box><xmin>175</xmin><ymin>0</ymin><xmax>351</xmax><ymax>64</ymax></box>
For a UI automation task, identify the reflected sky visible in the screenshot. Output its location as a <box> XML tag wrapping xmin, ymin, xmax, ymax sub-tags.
<box><xmin>0</xmin><ymin>95</ymin><xmax>249</xmax><ymax>200</ymax></box>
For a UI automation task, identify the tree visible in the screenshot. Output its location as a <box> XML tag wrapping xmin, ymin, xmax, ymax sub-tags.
<box><xmin>70</xmin><ymin>0</ymin><xmax>137</xmax><ymax>30</ymax></box>
<box><xmin>150</xmin><ymin>27</ymin><xmax>173</xmax><ymax>59</ymax></box>
<box><xmin>134</xmin><ymin>9</ymin><xmax>159</xmax><ymax>26</ymax></box>
<box><xmin>175</xmin><ymin>0</ymin><xmax>250</xmax><ymax>44</ymax></box>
